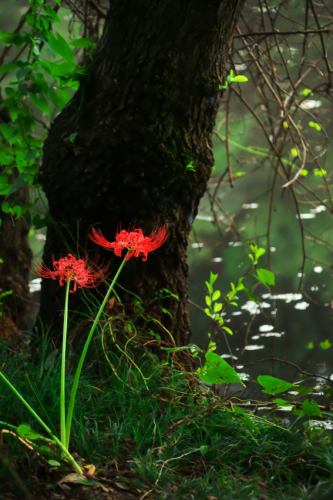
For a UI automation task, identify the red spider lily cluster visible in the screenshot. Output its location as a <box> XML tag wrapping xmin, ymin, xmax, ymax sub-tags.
<box><xmin>30</xmin><ymin>225</ymin><xmax>168</xmax><ymax>292</ymax></box>
<box><xmin>89</xmin><ymin>225</ymin><xmax>169</xmax><ymax>261</ymax></box>
<box><xmin>31</xmin><ymin>254</ymin><xmax>110</xmax><ymax>293</ymax></box>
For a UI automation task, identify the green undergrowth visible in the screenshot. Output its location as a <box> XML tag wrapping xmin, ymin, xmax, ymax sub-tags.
<box><xmin>0</xmin><ymin>311</ymin><xmax>333</xmax><ymax>500</ymax></box>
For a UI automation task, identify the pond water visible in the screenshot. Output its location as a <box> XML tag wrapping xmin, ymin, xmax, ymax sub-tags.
<box><xmin>187</xmin><ymin>134</ymin><xmax>333</xmax><ymax>398</ymax></box>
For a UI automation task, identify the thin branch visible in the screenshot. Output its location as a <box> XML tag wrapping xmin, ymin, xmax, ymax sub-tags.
<box><xmin>233</xmin><ymin>28</ymin><xmax>332</xmax><ymax>38</ymax></box>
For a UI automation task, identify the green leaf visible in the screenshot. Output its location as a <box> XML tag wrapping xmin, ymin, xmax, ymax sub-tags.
<box><xmin>11</xmin><ymin>205</ymin><xmax>22</xmax><ymax>220</ymax></box>
<box><xmin>222</xmin><ymin>326</ymin><xmax>233</xmax><ymax>335</ymax></box>
<box><xmin>205</xmin><ymin>281</ymin><xmax>212</xmax><ymax>294</ymax></box>
<box><xmin>306</xmin><ymin>341</ymin><xmax>314</xmax><ymax>350</ymax></box>
<box><xmin>17</xmin><ymin>424</ymin><xmax>40</xmax><ymax>440</ymax></box>
<box><xmin>256</xmin><ymin>268</ymin><xmax>275</xmax><ymax>286</ymax></box>
<box><xmin>0</xmin><ymin>152</ymin><xmax>14</xmax><ymax>165</ymax></box>
<box><xmin>209</xmin><ymin>272</ymin><xmax>218</xmax><ymax>285</ymax></box>
<box><xmin>48</xmin><ymin>459</ymin><xmax>61</xmax><ymax>466</ymax></box>
<box><xmin>205</xmin><ymin>296</ymin><xmax>212</xmax><ymax>307</ymax></box>
<box><xmin>33</xmin><ymin>214</ymin><xmax>49</xmax><ymax>229</ymax></box>
<box><xmin>256</xmin><ymin>248</ymin><xmax>266</xmax><ymax>259</ymax></box>
<box><xmin>294</xmin><ymin>386</ymin><xmax>313</xmax><ymax>397</ymax></box>
<box><xmin>258</xmin><ymin>375</ymin><xmax>294</xmax><ymax>395</ymax></box>
<box><xmin>302</xmin><ymin>399</ymin><xmax>322</xmax><ymax>417</ymax></box>
<box><xmin>48</xmin><ymin>61</ymin><xmax>76</xmax><ymax>77</ymax></box>
<box><xmin>243</xmin><ymin>287</ymin><xmax>258</xmax><ymax>303</ymax></box>
<box><xmin>274</xmin><ymin>398</ymin><xmax>290</xmax><ymax>406</ymax></box>
<box><xmin>30</xmin><ymin>94</ymin><xmax>50</xmax><ymax>117</ymax></box>
<box><xmin>319</xmin><ymin>339</ymin><xmax>331</xmax><ymax>350</ymax></box>
<box><xmin>308</xmin><ymin>121</ymin><xmax>321</xmax><ymax>131</ymax></box>
<box><xmin>5</xmin><ymin>173</ymin><xmax>30</xmax><ymax>199</ymax></box>
<box><xmin>231</xmin><ymin>75</ymin><xmax>248</xmax><ymax>83</ymax></box>
<box><xmin>69</xmin><ymin>37</ymin><xmax>95</xmax><ymax>48</ymax></box>
<box><xmin>313</xmin><ymin>168</ymin><xmax>327</xmax><ymax>176</ymax></box>
<box><xmin>25</xmin><ymin>13</ymin><xmax>36</xmax><ymax>27</ymax></box>
<box><xmin>204</xmin><ymin>308</ymin><xmax>212</xmax><ymax>317</ymax></box>
<box><xmin>1</xmin><ymin>62</ymin><xmax>21</xmax><ymax>77</ymax></box>
<box><xmin>0</xmin><ymin>175</ymin><xmax>8</xmax><ymax>190</ymax></box>
<box><xmin>0</xmin><ymin>31</ymin><xmax>26</xmax><ymax>47</ymax></box>
<box><xmin>43</xmin><ymin>4</ymin><xmax>60</xmax><ymax>24</ymax></box>
<box><xmin>48</xmin><ymin>34</ymin><xmax>74</xmax><ymax>63</ymax></box>
<box><xmin>48</xmin><ymin>87</ymin><xmax>71</xmax><ymax>109</ymax></box>
<box><xmin>214</xmin><ymin>302</ymin><xmax>222</xmax><ymax>313</ymax></box>
<box><xmin>53</xmin><ymin>0</ymin><xmax>62</xmax><ymax>5</ymax></box>
<box><xmin>197</xmin><ymin>352</ymin><xmax>244</xmax><ymax>385</ymax></box>
<box><xmin>212</xmin><ymin>290</ymin><xmax>221</xmax><ymax>301</ymax></box>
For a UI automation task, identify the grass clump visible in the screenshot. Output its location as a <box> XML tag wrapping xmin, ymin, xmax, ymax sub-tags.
<box><xmin>0</xmin><ymin>302</ymin><xmax>333</xmax><ymax>499</ymax></box>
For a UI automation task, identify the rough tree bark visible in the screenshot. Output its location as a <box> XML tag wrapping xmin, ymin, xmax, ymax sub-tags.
<box><xmin>36</xmin><ymin>0</ymin><xmax>245</xmax><ymax>358</ymax></box>
<box><xmin>0</xmin><ymin>92</ymin><xmax>33</xmax><ymax>337</ymax></box>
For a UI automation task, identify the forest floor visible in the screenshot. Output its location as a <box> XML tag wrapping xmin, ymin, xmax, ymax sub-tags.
<box><xmin>1</xmin><ymin>318</ymin><xmax>333</xmax><ymax>500</ymax></box>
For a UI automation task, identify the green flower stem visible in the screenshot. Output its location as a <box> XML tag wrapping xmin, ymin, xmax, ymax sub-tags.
<box><xmin>0</xmin><ymin>370</ymin><xmax>83</xmax><ymax>475</ymax></box>
<box><xmin>65</xmin><ymin>254</ymin><xmax>128</xmax><ymax>450</ymax></box>
<box><xmin>60</xmin><ymin>279</ymin><xmax>71</xmax><ymax>452</ymax></box>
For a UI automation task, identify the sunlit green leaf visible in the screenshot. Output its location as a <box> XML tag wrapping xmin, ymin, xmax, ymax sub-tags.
<box><xmin>198</xmin><ymin>352</ymin><xmax>244</xmax><ymax>385</ymax></box>
<box><xmin>231</xmin><ymin>75</ymin><xmax>248</xmax><ymax>83</ymax></box>
<box><xmin>302</xmin><ymin>399</ymin><xmax>322</xmax><ymax>417</ymax></box>
<box><xmin>319</xmin><ymin>339</ymin><xmax>331</xmax><ymax>350</ymax></box>
<box><xmin>258</xmin><ymin>375</ymin><xmax>294</xmax><ymax>394</ymax></box>
<box><xmin>256</xmin><ymin>269</ymin><xmax>275</xmax><ymax>286</ymax></box>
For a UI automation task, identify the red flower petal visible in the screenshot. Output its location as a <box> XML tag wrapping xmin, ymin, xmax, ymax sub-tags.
<box><xmin>89</xmin><ymin>225</ymin><xmax>169</xmax><ymax>261</ymax></box>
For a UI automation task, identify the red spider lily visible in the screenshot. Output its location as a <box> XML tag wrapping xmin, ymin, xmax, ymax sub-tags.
<box><xmin>30</xmin><ymin>254</ymin><xmax>110</xmax><ymax>293</ymax></box>
<box><xmin>89</xmin><ymin>225</ymin><xmax>169</xmax><ymax>261</ymax></box>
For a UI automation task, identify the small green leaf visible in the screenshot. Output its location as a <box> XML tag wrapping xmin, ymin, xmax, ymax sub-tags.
<box><xmin>243</xmin><ymin>288</ymin><xmax>258</xmax><ymax>303</ymax></box>
<box><xmin>1</xmin><ymin>62</ymin><xmax>20</xmax><ymax>77</ymax></box>
<box><xmin>204</xmin><ymin>308</ymin><xmax>212</xmax><ymax>317</ymax></box>
<box><xmin>43</xmin><ymin>4</ymin><xmax>60</xmax><ymax>24</ymax></box>
<box><xmin>30</xmin><ymin>94</ymin><xmax>50</xmax><ymax>117</ymax></box>
<box><xmin>308</xmin><ymin>121</ymin><xmax>321</xmax><ymax>131</ymax></box>
<box><xmin>306</xmin><ymin>341</ymin><xmax>314</xmax><ymax>350</ymax></box>
<box><xmin>319</xmin><ymin>339</ymin><xmax>331</xmax><ymax>350</ymax></box>
<box><xmin>205</xmin><ymin>296</ymin><xmax>212</xmax><ymax>307</ymax></box>
<box><xmin>17</xmin><ymin>424</ymin><xmax>40</xmax><ymax>440</ymax></box>
<box><xmin>212</xmin><ymin>290</ymin><xmax>221</xmax><ymax>301</ymax></box>
<box><xmin>0</xmin><ymin>175</ymin><xmax>8</xmax><ymax>190</ymax></box>
<box><xmin>69</xmin><ymin>37</ymin><xmax>95</xmax><ymax>48</ymax></box>
<box><xmin>214</xmin><ymin>303</ymin><xmax>222</xmax><ymax>313</ymax></box>
<box><xmin>48</xmin><ymin>459</ymin><xmax>61</xmax><ymax>466</ymax></box>
<box><xmin>222</xmin><ymin>326</ymin><xmax>233</xmax><ymax>335</ymax></box>
<box><xmin>256</xmin><ymin>268</ymin><xmax>275</xmax><ymax>286</ymax></box>
<box><xmin>302</xmin><ymin>399</ymin><xmax>322</xmax><ymax>417</ymax></box>
<box><xmin>48</xmin><ymin>34</ymin><xmax>74</xmax><ymax>63</ymax></box>
<box><xmin>48</xmin><ymin>87</ymin><xmax>71</xmax><ymax>109</ymax></box>
<box><xmin>33</xmin><ymin>214</ymin><xmax>49</xmax><ymax>229</ymax></box>
<box><xmin>313</xmin><ymin>168</ymin><xmax>327</xmax><ymax>176</ymax></box>
<box><xmin>258</xmin><ymin>375</ymin><xmax>294</xmax><ymax>395</ymax></box>
<box><xmin>198</xmin><ymin>352</ymin><xmax>244</xmax><ymax>385</ymax></box>
<box><xmin>210</xmin><ymin>272</ymin><xmax>218</xmax><ymax>285</ymax></box>
<box><xmin>294</xmin><ymin>386</ymin><xmax>313</xmax><ymax>397</ymax></box>
<box><xmin>231</xmin><ymin>75</ymin><xmax>248</xmax><ymax>83</ymax></box>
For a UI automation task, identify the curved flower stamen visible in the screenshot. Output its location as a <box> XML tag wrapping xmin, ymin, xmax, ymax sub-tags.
<box><xmin>31</xmin><ymin>254</ymin><xmax>110</xmax><ymax>293</ymax></box>
<box><xmin>89</xmin><ymin>225</ymin><xmax>169</xmax><ymax>261</ymax></box>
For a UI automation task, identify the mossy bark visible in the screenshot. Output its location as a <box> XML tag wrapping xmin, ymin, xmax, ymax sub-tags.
<box><xmin>37</xmin><ymin>0</ymin><xmax>245</xmax><ymax>366</ymax></box>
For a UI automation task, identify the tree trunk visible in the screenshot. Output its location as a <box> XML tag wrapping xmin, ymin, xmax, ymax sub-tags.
<box><xmin>0</xmin><ymin>92</ymin><xmax>33</xmax><ymax>338</ymax></box>
<box><xmin>37</xmin><ymin>0</ymin><xmax>245</xmax><ymax>361</ymax></box>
